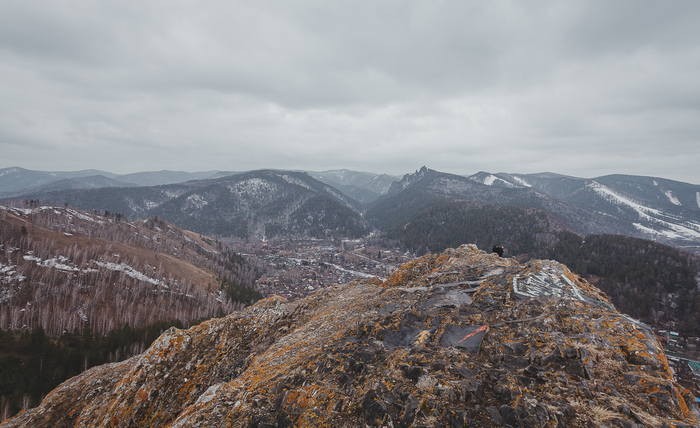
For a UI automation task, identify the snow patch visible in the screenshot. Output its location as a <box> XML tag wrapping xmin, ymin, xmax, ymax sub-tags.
<box><xmin>480</xmin><ymin>174</ymin><xmax>515</xmax><ymax>188</ymax></box>
<box><xmin>185</xmin><ymin>194</ymin><xmax>209</xmax><ymax>210</ymax></box>
<box><xmin>589</xmin><ymin>181</ymin><xmax>700</xmax><ymax>240</ymax></box>
<box><xmin>228</xmin><ymin>178</ymin><xmax>276</xmax><ymax>196</ymax></box>
<box><xmin>66</xmin><ymin>208</ymin><xmax>104</xmax><ymax>224</ymax></box>
<box><xmin>665</xmin><ymin>191</ymin><xmax>681</xmax><ymax>206</ymax></box>
<box><xmin>93</xmin><ymin>261</ymin><xmax>163</xmax><ymax>286</ymax></box>
<box><xmin>0</xmin><ymin>168</ymin><xmax>20</xmax><ymax>177</ymax></box>
<box><xmin>634</xmin><ymin>223</ymin><xmax>674</xmax><ymax>238</ymax></box>
<box><xmin>25</xmin><ymin>255</ymin><xmax>81</xmax><ymax>272</ymax></box>
<box><xmin>281</xmin><ymin>175</ymin><xmax>312</xmax><ymax>190</ymax></box>
<box><xmin>587</xmin><ymin>181</ymin><xmax>661</xmax><ymax>219</ymax></box>
<box><xmin>697</xmin><ymin>191</ymin><xmax>700</xmax><ymax>209</ymax></box>
<box><xmin>483</xmin><ymin>175</ymin><xmax>498</xmax><ymax>186</ymax></box>
<box><xmin>512</xmin><ymin>176</ymin><xmax>532</xmax><ymax>187</ymax></box>
<box><xmin>0</xmin><ymin>262</ymin><xmax>16</xmax><ymax>274</ymax></box>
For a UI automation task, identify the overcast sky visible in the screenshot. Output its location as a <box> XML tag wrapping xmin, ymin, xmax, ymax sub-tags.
<box><xmin>1</xmin><ymin>1</ymin><xmax>699</xmax><ymax>183</ymax></box>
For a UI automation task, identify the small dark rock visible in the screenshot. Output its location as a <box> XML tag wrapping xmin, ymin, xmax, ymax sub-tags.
<box><xmin>566</xmin><ymin>359</ymin><xmax>588</xmax><ymax>379</ymax></box>
<box><xmin>610</xmin><ymin>417</ymin><xmax>638</xmax><ymax>428</ymax></box>
<box><xmin>504</xmin><ymin>341</ymin><xmax>528</xmax><ymax>356</ymax></box>
<box><xmin>504</xmin><ymin>354</ymin><xmax>529</xmax><ymax>368</ymax></box>
<box><xmin>560</xmin><ymin>403</ymin><xmax>576</xmax><ymax>422</ymax></box>
<box><xmin>500</xmin><ymin>405</ymin><xmax>518</xmax><ymax>427</ymax></box>
<box><xmin>400</xmin><ymin>364</ymin><xmax>423</xmax><ymax>382</ymax></box>
<box><xmin>454</xmin><ymin>365</ymin><xmax>474</xmax><ymax>379</ymax></box>
<box><xmin>442</xmin><ymin>408</ymin><xmax>465</xmax><ymax>428</ymax></box>
<box><xmin>402</xmin><ymin>394</ymin><xmax>419</xmax><ymax>425</ymax></box>
<box><xmin>542</xmin><ymin>346</ymin><xmax>567</xmax><ymax>367</ymax></box>
<box><xmin>362</xmin><ymin>390</ymin><xmax>386</xmax><ymax>426</ymax></box>
<box><xmin>648</xmin><ymin>390</ymin><xmax>675</xmax><ymax>413</ymax></box>
<box><xmin>562</xmin><ymin>346</ymin><xmax>579</xmax><ymax>359</ymax></box>
<box><xmin>486</xmin><ymin>406</ymin><xmax>503</xmax><ymax>426</ymax></box>
<box><xmin>493</xmin><ymin>384</ymin><xmax>512</xmax><ymax>402</ymax></box>
<box><xmin>523</xmin><ymin>365</ymin><xmax>547</xmax><ymax>382</ymax></box>
<box><xmin>431</xmin><ymin>361</ymin><xmax>446</xmax><ymax>372</ymax></box>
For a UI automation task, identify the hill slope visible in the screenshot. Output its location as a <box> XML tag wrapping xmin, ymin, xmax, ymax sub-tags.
<box><xmin>0</xmin><ymin>205</ymin><xmax>259</xmax><ymax>337</ymax></box>
<box><xmin>367</xmin><ymin>167</ymin><xmax>629</xmax><ymax>237</ymax></box>
<box><xmin>149</xmin><ymin>170</ymin><xmax>368</xmax><ymax>239</ymax></box>
<box><xmin>474</xmin><ymin>172</ymin><xmax>700</xmax><ymax>254</ymax></box>
<box><xmin>11</xmin><ymin>170</ymin><xmax>369</xmax><ymax>240</ymax></box>
<box><xmin>4</xmin><ymin>245</ymin><xmax>698</xmax><ymax>427</ymax></box>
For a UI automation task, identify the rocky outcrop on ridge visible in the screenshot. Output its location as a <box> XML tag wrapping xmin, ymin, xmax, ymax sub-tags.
<box><xmin>3</xmin><ymin>245</ymin><xmax>699</xmax><ymax>427</ymax></box>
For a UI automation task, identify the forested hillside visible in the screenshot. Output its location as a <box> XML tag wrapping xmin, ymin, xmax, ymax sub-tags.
<box><xmin>387</xmin><ymin>201</ymin><xmax>572</xmax><ymax>257</ymax></box>
<box><xmin>549</xmin><ymin>233</ymin><xmax>700</xmax><ymax>335</ymax></box>
<box><xmin>0</xmin><ymin>204</ymin><xmax>262</xmax><ymax>417</ymax></box>
<box><xmin>0</xmin><ymin>205</ymin><xmax>260</xmax><ymax>336</ymax></box>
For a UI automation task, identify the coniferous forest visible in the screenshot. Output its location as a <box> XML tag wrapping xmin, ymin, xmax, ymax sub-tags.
<box><xmin>0</xmin><ymin>321</ymin><xmax>193</xmax><ymax>418</ymax></box>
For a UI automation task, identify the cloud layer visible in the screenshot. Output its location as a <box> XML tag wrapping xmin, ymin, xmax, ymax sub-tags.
<box><xmin>1</xmin><ymin>1</ymin><xmax>699</xmax><ymax>182</ymax></box>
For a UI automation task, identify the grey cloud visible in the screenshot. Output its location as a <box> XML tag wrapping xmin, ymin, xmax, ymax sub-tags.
<box><xmin>0</xmin><ymin>1</ymin><xmax>699</xmax><ymax>183</ymax></box>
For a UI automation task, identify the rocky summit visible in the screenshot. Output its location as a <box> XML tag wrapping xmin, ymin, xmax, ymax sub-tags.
<box><xmin>3</xmin><ymin>245</ymin><xmax>699</xmax><ymax>427</ymax></box>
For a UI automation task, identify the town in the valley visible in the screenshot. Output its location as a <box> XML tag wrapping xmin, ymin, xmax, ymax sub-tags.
<box><xmin>228</xmin><ymin>236</ymin><xmax>416</xmax><ymax>300</ymax></box>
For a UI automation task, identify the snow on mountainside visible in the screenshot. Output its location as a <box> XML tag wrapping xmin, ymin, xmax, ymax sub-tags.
<box><xmin>5</xmin><ymin>166</ymin><xmax>700</xmax><ymax>254</ymax></box>
<box><xmin>586</xmin><ymin>181</ymin><xmax>700</xmax><ymax>241</ymax></box>
<box><xmin>469</xmin><ymin>171</ymin><xmax>700</xmax><ymax>253</ymax></box>
<box><xmin>148</xmin><ymin>170</ymin><xmax>369</xmax><ymax>240</ymax></box>
<box><xmin>0</xmin><ymin>205</ymin><xmax>255</xmax><ymax>337</ymax></box>
<box><xmin>467</xmin><ymin>171</ymin><xmax>516</xmax><ymax>188</ymax></box>
<box><xmin>369</xmin><ymin>168</ymin><xmax>629</xmax><ymax>238</ymax></box>
<box><xmin>665</xmin><ymin>190</ymin><xmax>682</xmax><ymax>206</ymax></box>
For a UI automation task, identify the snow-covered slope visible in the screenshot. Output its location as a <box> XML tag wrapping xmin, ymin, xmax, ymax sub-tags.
<box><xmin>470</xmin><ymin>171</ymin><xmax>700</xmax><ymax>253</ymax></box>
<box><xmin>467</xmin><ymin>171</ymin><xmax>517</xmax><ymax>188</ymax></box>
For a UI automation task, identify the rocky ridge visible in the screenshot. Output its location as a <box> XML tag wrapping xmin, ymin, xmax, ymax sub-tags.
<box><xmin>3</xmin><ymin>245</ymin><xmax>699</xmax><ymax>427</ymax></box>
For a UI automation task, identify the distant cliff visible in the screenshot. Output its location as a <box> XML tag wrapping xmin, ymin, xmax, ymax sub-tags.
<box><xmin>3</xmin><ymin>245</ymin><xmax>698</xmax><ymax>427</ymax></box>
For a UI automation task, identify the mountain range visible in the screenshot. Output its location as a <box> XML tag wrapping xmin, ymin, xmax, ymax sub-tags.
<box><xmin>0</xmin><ymin>167</ymin><xmax>228</xmax><ymax>197</ymax></box>
<box><xmin>2</xmin><ymin>166</ymin><xmax>700</xmax><ymax>254</ymax></box>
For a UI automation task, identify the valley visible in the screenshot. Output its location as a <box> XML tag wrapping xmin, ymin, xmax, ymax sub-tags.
<box><xmin>232</xmin><ymin>237</ymin><xmax>416</xmax><ymax>300</ymax></box>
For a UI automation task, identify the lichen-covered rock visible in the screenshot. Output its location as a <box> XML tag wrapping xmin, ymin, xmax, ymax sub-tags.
<box><xmin>3</xmin><ymin>244</ymin><xmax>699</xmax><ymax>427</ymax></box>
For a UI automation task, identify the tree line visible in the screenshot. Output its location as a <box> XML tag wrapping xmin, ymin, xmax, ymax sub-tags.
<box><xmin>0</xmin><ymin>320</ymin><xmax>194</xmax><ymax>420</ymax></box>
